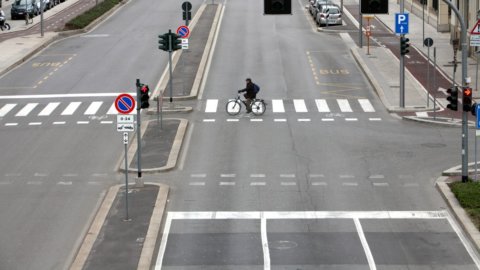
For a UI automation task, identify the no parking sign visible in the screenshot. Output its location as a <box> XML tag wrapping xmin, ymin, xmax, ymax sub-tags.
<box><xmin>176</xmin><ymin>25</ymin><xmax>190</xmax><ymax>38</ymax></box>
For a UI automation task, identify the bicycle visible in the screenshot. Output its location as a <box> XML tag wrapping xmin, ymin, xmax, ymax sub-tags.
<box><xmin>226</xmin><ymin>93</ymin><xmax>267</xmax><ymax>116</ymax></box>
<box><xmin>0</xmin><ymin>17</ymin><xmax>10</xmax><ymax>31</ymax></box>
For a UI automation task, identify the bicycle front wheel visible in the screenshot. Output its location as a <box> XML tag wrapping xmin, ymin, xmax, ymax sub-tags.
<box><xmin>251</xmin><ymin>100</ymin><xmax>266</xmax><ymax>115</ymax></box>
<box><xmin>226</xmin><ymin>100</ymin><xmax>241</xmax><ymax>115</ymax></box>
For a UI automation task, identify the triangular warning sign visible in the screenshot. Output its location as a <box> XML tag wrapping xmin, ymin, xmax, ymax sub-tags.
<box><xmin>471</xmin><ymin>20</ymin><xmax>480</xmax><ymax>35</ymax></box>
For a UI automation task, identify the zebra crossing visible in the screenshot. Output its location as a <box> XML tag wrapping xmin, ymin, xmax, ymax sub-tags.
<box><xmin>205</xmin><ymin>98</ymin><xmax>378</xmax><ymax>113</ymax></box>
<box><xmin>0</xmin><ymin>100</ymin><xmax>136</xmax><ymax>119</ymax></box>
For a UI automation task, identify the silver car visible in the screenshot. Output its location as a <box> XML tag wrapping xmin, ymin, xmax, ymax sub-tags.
<box><xmin>316</xmin><ymin>5</ymin><xmax>342</xmax><ymax>26</ymax></box>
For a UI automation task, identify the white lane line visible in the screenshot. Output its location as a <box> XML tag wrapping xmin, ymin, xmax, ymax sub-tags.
<box><xmin>154</xmin><ymin>213</ymin><xmax>173</xmax><ymax>270</ymax></box>
<box><xmin>280</xmin><ymin>174</ymin><xmax>295</xmax><ymax>178</ymax></box>
<box><xmin>298</xmin><ymin>118</ymin><xmax>311</xmax><ymax>122</ymax></box>
<box><xmin>220</xmin><ymin>174</ymin><xmax>236</xmax><ymax>178</ymax></box>
<box><xmin>100</xmin><ymin>121</ymin><xmax>113</xmax><ymax>124</ymax></box>
<box><xmin>250</xmin><ymin>119</ymin><xmax>263</xmax><ymax>122</ymax></box>
<box><xmin>274</xmin><ymin>119</ymin><xmax>287</xmax><ymax>122</ymax></box>
<box><xmin>27</xmin><ymin>181</ymin><xmax>43</xmax><ymax>185</ymax></box>
<box><xmin>203</xmin><ymin>119</ymin><xmax>215</xmax><ymax>122</ymax></box>
<box><xmin>57</xmin><ymin>181</ymin><xmax>73</xmax><ymax>185</ymax></box>
<box><xmin>337</xmin><ymin>99</ymin><xmax>353</xmax><ymax>112</ymax></box>
<box><xmin>0</xmin><ymin>104</ymin><xmax>16</xmax><ymax>117</ymax></box>
<box><xmin>369</xmin><ymin>175</ymin><xmax>385</xmax><ymax>179</ymax></box>
<box><xmin>16</xmin><ymin>103</ymin><xmax>38</xmax><ymax>116</ymax></box>
<box><xmin>189</xmin><ymin>182</ymin><xmax>205</xmax><ymax>186</ymax></box>
<box><xmin>0</xmin><ymin>93</ymin><xmax>135</xmax><ymax>99</ymax></box>
<box><xmin>373</xmin><ymin>182</ymin><xmax>389</xmax><ymax>187</ymax></box>
<box><xmin>354</xmin><ymin>218</ymin><xmax>377</xmax><ymax>270</ymax></box>
<box><xmin>77</xmin><ymin>121</ymin><xmax>89</xmax><ymax>125</ymax></box>
<box><xmin>369</xmin><ymin>118</ymin><xmax>382</xmax><ymax>121</ymax></box>
<box><xmin>251</xmin><ymin>174</ymin><xmax>266</xmax><ymax>178</ymax></box>
<box><xmin>205</xmin><ymin>99</ymin><xmax>218</xmax><ymax>113</ymax></box>
<box><xmin>446</xmin><ymin>213</ymin><xmax>480</xmax><ymax>268</ymax></box>
<box><xmin>28</xmin><ymin>122</ymin><xmax>42</xmax><ymax>126</ymax></box>
<box><xmin>84</xmin><ymin>101</ymin><xmax>103</xmax><ymax>115</ymax></box>
<box><xmin>61</xmin><ymin>102</ymin><xmax>81</xmax><ymax>115</ymax></box>
<box><xmin>191</xmin><ymin>174</ymin><xmax>206</xmax><ymax>178</ymax></box>
<box><xmin>5</xmin><ymin>123</ymin><xmax>18</xmax><ymax>126</ymax></box>
<box><xmin>342</xmin><ymin>182</ymin><xmax>358</xmax><ymax>186</ymax></box>
<box><xmin>219</xmin><ymin>182</ymin><xmax>235</xmax><ymax>186</ymax></box>
<box><xmin>38</xmin><ymin>102</ymin><xmax>60</xmax><ymax>116</ymax></box>
<box><xmin>272</xmin><ymin>99</ymin><xmax>285</xmax><ymax>113</ymax></box>
<box><xmin>53</xmin><ymin>121</ymin><xmax>66</xmax><ymax>125</ymax></box>
<box><xmin>322</xmin><ymin>118</ymin><xmax>334</xmax><ymax>121</ymax></box>
<box><xmin>315</xmin><ymin>99</ymin><xmax>330</xmax><ymax>112</ymax></box>
<box><xmin>261</xmin><ymin>213</ymin><xmax>271</xmax><ymax>270</ymax></box>
<box><xmin>293</xmin><ymin>99</ymin><xmax>308</xmax><ymax>112</ymax></box>
<box><xmin>358</xmin><ymin>99</ymin><xmax>375</xmax><ymax>112</ymax></box>
<box><xmin>312</xmin><ymin>182</ymin><xmax>328</xmax><ymax>186</ymax></box>
<box><xmin>251</xmin><ymin>182</ymin><xmax>266</xmax><ymax>186</ymax></box>
<box><xmin>226</xmin><ymin>119</ymin><xmax>239</xmax><ymax>122</ymax></box>
<box><xmin>281</xmin><ymin>182</ymin><xmax>297</xmax><ymax>186</ymax></box>
<box><xmin>345</xmin><ymin>118</ymin><xmax>358</xmax><ymax>121</ymax></box>
<box><xmin>309</xmin><ymin>174</ymin><xmax>325</xmax><ymax>178</ymax></box>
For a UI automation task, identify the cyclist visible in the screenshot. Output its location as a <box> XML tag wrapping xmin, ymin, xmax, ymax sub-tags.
<box><xmin>238</xmin><ymin>78</ymin><xmax>256</xmax><ymax>113</ymax></box>
<box><xmin>0</xmin><ymin>9</ymin><xmax>5</xmax><ymax>27</ymax></box>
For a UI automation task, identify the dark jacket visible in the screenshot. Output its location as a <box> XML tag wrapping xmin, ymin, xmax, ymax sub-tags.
<box><xmin>239</xmin><ymin>82</ymin><xmax>256</xmax><ymax>99</ymax></box>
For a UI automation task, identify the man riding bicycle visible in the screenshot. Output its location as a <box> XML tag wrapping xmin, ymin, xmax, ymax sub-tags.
<box><xmin>238</xmin><ymin>78</ymin><xmax>256</xmax><ymax>113</ymax></box>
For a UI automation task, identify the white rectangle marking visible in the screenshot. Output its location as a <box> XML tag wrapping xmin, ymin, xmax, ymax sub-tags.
<box><xmin>250</xmin><ymin>119</ymin><xmax>263</xmax><ymax>122</ymax></box>
<box><xmin>274</xmin><ymin>119</ymin><xmax>287</xmax><ymax>122</ymax></box>
<box><xmin>250</xmin><ymin>182</ymin><xmax>266</xmax><ymax>186</ymax></box>
<box><xmin>322</xmin><ymin>118</ymin><xmax>334</xmax><ymax>121</ymax></box>
<box><xmin>345</xmin><ymin>118</ymin><xmax>358</xmax><ymax>121</ymax></box>
<box><xmin>219</xmin><ymin>182</ymin><xmax>236</xmax><ymax>186</ymax></box>
<box><xmin>28</xmin><ymin>122</ymin><xmax>42</xmax><ymax>126</ymax></box>
<box><xmin>358</xmin><ymin>99</ymin><xmax>375</xmax><ymax>112</ymax></box>
<box><xmin>16</xmin><ymin>103</ymin><xmax>38</xmax><ymax>116</ymax></box>
<box><xmin>281</xmin><ymin>182</ymin><xmax>297</xmax><ymax>186</ymax></box>
<box><xmin>77</xmin><ymin>121</ymin><xmax>89</xmax><ymax>124</ymax></box>
<box><xmin>5</xmin><ymin>123</ymin><xmax>18</xmax><ymax>126</ymax></box>
<box><xmin>272</xmin><ymin>99</ymin><xmax>285</xmax><ymax>113</ymax></box>
<box><xmin>38</xmin><ymin>102</ymin><xmax>60</xmax><ymax>116</ymax></box>
<box><xmin>191</xmin><ymin>174</ymin><xmax>206</xmax><ymax>178</ymax></box>
<box><xmin>203</xmin><ymin>119</ymin><xmax>216</xmax><ymax>122</ymax></box>
<box><xmin>53</xmin><ymin>121</ymin><xmax>66</xmax><ymax>125</ymax></box>
<box><xmin>101</xmin><ymin>121</ymin><xmax>113</xmax><ymax>124</ymax></box>
<box><xmin>84</xmin><ymin>101</ymin><xmax>103</xmax><ymax>115</ymax></box>
<box><xmin>280</xmin><ymin>174</ymin><xmax>295</xmax><ymax>178</ymax></box>
<box><xmin>227</xmin><ymin>119</ymin><xmax>239</xmax><ymax>122</ymax></box>
<box><xmin>0</xmin><ymin>104</ymin><xmax>16</xmax><ymax>117</ymax></box>
<box><xmin>312</xmin><ymin>182</ymin><xmax>328</xmax><ymax>186</ymax></box>
<box><xmin>373</xmin><ymin>182</ymin><xmax>389</xmax><ymax>187</ymax></box>
<box><xmin>251</xmin><ymin>174</ymin><xmax>266</xmax><ymax>178</ymax></box>
<box><xmin>293</xmin><ymin>99</ymin><xmax>308</xmax><ymax>112</ymax></box>
<box><xmin>298</xmin><ymin>118</ymin><xmax>311</xmax><ymax>122</ymax></box>
<box><xmin>189</xmin><ymin>182</ymin><xmax>205</xmax><ymax>186</ymax></box>
<box><xmin>337</xmin><ymin>99</ymin><xmax>353</xmax><ymax>112</ymax></box>
<box><xmin>315</xmin><ymin>99</ymin><xmax>330</xmax><ymax>112</ymax></box>
<box><xmin>261</xmin><ymin>214</ymin><xmax>271</xmax><ymax>270</ymax></box>
<box><xmin>205</xmin><ymin>99</ymin><xmax>218</xmax><ymax>113</ymax></box>
<box><xmin>369</xmin><ymin>118</ymin><xmax>382</xmax><ymax>121</ymax></box>
<box><xmin>61</xmin><ymin>102</ymin><xmax>81</xmax><ymax>115</ymax></box>
<box><xmin>220</xmin><ymin>174</ymin><xmax>236</xmax><ymax>178</ymax></box>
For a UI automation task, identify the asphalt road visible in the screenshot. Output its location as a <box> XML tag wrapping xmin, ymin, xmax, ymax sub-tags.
<box><xmin>153</xmin><ymin>0</ymin><xmax>480</xmax><ymax>269</ymax></box>
<box><xmin>0</xmin><ymin>0</ymin><xmax>204</xmax><ymax>269</ymax></box>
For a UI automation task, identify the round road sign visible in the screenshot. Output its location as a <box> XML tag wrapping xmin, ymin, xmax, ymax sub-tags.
<box><xmin>423</xmin><ymin>37</ymin><xmax>434</xmax><ymax>47</ymax></box>
<box><xmin>115</xmin><ymin>93</ymin><xmax>135</xmax><ymax>114</ymax></box>
<box><xmin>182</xmin><ymin>1</ymin><xmax>192</xmax><ymax>11</ymax></box>
<box><xmin>177</xmin><ymin>25</ymin><xmax>190</xmax><ymax>38</ymax></box>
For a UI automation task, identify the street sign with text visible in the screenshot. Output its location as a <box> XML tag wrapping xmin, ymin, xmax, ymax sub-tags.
<box><xmin>395</xmin><ymin>13</ymin><xmax>409</xmax><ymax>34</ymax></box>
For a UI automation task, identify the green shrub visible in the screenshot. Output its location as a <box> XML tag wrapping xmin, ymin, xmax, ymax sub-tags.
<box><xmin>64</xmin><ymin>0</ymin><xmax>122</xmax><ymax>30</ymax></box>
<box><xmin>450</xmin><ymin>181</ymin><xmax>480</xmax><ymax>229</ymax></box>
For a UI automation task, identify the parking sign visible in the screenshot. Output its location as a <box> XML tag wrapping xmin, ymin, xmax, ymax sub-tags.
<box><xmin>395</xmin><ymin>13</ymin><xmax>409</xmax><ymax>34</ymax></box>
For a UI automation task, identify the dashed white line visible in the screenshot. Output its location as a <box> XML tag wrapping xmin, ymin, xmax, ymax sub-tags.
<box><xmin>322</xmin><ymin>118</ymin><xmax>334</xmax><ymax>121</ymax></box>
<box><xmin>203</xmin><ymin>119</ymin><xmax>215</xmax><ymax>122</ymax></box>
<box><xmin>5</xmin><ymin>123</ymin><xmax>18</xmax><ymax>126</ymax></box>
<box><xmin>28</xmin><ymin>122</ymin><xmax>42</xmax><ymax>126</ymax></box>
<box><xmin>281</xmin><ymin>182</ymin><xmax>297</xmax><ymax>186</ymax></box>
<box><xmin>220</xmin><ymin>174</ymin><xmax>236</xmax><ymax>178</ymax></box>
<box><xmin>219</xmin><ymin>182</ymin><xmax>236</xmax><ymax>186</ymax></box>
<box><xmin>251</xmin><ymin>174</ymin><xmax>266</xmax><ymax>178</ymax></box>
<box><xmin>373</xmin><ymin>182</ymin><xmax>389</xmax><ymax>187</ymax></box>
<box><xmin>251</xmin><ymin>182</ymin><xmax>266</xmax><ymax>186</ymax></box>
<box><xmin>280</xmin><ymin>174</ymin><xmax>295</xmax><ymax>178</ymax></box>
<box><xmin>312</xmin><ymin>182</ymin><xmax>328</xmax><ymax>186</ymax></box>
<box><xmin>189</xmin><ymin>182</ymin><xmax>205</xmax><ymax>186</ymax></box>
<box><xmin>342</xmin><ymin>182</ymin><xmax>358</xmax><ymax>186</ymax></box>
<box><xmin>191</xmin><ymin>174</ymin><xmax>206</xmax><ymax>178</ymax></box>
<box><xmin>53</xmin><ymin>121</ymin><xmax>66</xmax><ymax>125</ymax></box>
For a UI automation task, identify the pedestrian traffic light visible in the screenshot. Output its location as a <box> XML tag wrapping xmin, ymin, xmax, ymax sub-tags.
<box><xmin>447</xmin><ymin>87</ymin><xmax>458</xmax><ymax>111</ymax></box>
<box><xmin>159</xmin><ymin>33</ymin><xmax>170</xmax><ymax>51</ymax></box>
<box><xmin>400</xmin><ymin>36</ymin><xmax>410</xmax><ymax>56</ymax></box>
<box><xmin>171</xmin><ymin>33</ymin><xmax>182</xmax><ymax>51</ymax></box>
<box><xmin>140</xmin><ymin>84</ymin><xmax>150</xmax><ymax>109</ymax></box>
<box><xmin>463</xmin><ymin>87</ymin><xmax>473</xmax><ymax>112</ymax></box>
<box><xmin>264</xmin><ymin>0</ymin><xmax>292</xmax><ymax>15</ymax></box>
<box><xmin>361</xmin><ymin>0</ymin><xmax>388</xmax><ymax>14</ymax></box>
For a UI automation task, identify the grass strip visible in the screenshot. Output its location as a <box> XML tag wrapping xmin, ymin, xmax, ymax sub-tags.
<box><xmin>450</xmin><ymin>181</ymin><xmax>480</xmax><ymax>229</ymax></box>
<box><xmin>64</xmin><ymin>0</ymin><xmax>122</xmax><ymax>30</ymax></box>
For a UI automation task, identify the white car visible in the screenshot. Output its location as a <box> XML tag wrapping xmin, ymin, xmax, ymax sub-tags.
<box><xmin>316</xmin><ymin>5</ymin><xmax>342</xmax><ymax>26</ymax></box>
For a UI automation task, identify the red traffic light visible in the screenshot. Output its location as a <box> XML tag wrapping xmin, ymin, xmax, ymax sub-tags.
<box><xmin>464</xmin><ymin>87</ymin><xmax>472</xmax><ymax>97</ymax></box>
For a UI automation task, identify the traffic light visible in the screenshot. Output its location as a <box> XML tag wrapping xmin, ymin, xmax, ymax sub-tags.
<box><xmin>400</xmin><ymin>36</ymin><xmax>410</xmax><ymax>56</ymax></box>
<box><xmin>446</xmin><ymin>87</ymin><xmax>458</xmax><ymax>111</ymax></box>
<box><xmin>171</xmin><ymin>33</ymin><xmax>182</xmax><ymax>51</ymax></box>
<box><xmin>463</xmin><ymin>87</ymin><xmax>473</xmax><ymax>112</ymax></box>
<box><xmin>159</xmin><ymin>33</ymin><xmax>170</xmax><ymax>51</ymax></box>
<box><xmin>183</xmin><ymin>11</ymin><xmax>191</xmax><ymax>20</ymax></box>
<box><xmin>264</xmin><ymin>0</ymin><xmax>292</xmax><ymax>15</ymax></box>
<box><xmin>361</xmin><ymin>0</ymin><xmax>388</xmax><ymax>14</ymax></box>
<box><xmin>140</xmin><ymin>84</ymin><xmax>150</xmax><ymax>109</ymax></box>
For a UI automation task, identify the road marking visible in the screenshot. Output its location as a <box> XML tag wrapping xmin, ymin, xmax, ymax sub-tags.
<box><xmin>77</xmin><ymin>121</ymin><xmax>89</xmax><ymax>125</ymax></box>
<box><xmin>203</xmin><ymin>119</ymin><xmax>215</xmax><ymax>122</ymax></box>
<box><xmin>369</xmin><ymin>175</ymin><xmax>385</xmax><ymax>179</ymax></box>
<box><xmin>309</xmin><ymin>174</ymin><xmax>325</xmax><ymax>178</ymax></box>
<box><xmin>5</xmin><ymin>123</ymin><xmax>18</xmax><ymax>126</ymax></box>
<box><xmin>274</xmin><ymin>119</ymin><xmax>287</xmax><ymax>122</ymax></box>
<box><xmin>191</xmin><ymin>174</ymin><xmax>206</xmax><ymax>178</ymax></box>
<box><xmin>369</xmin><ymin>118</ymin><xmax>382</xmax><ymax>121</ymax></box>
<box><xmin>312</xmin><ymin>182</ymin><xmax>328</xmax><ymax>186</ymax></box>
<box><xmin>373</xmin><ymin>182</ymin><xmax>389</xmax><ymax>187</ymax></box>
<box><xmin>354</xmin><ymin>218</ymin><xmax>377</xmax><ymax>270</ymax></box>
<box><xmin>219</xmin><ymin>182</ymin><xmax>235</xmax><ymax>186</ymax></box>
<box><xmin>345</xmin><ymin>118</ymin><xmax>358</xmax><ymax>121</ymax></box>
<box><xmin>342</xmin><ymin>182</ymin><xmax>358</xmax><ymax>186</ymax></box>
<box><xmin>226</xmin><ymin>119</ymin><xmax>239</xmax><ymax>122</ymax></box>
<box><xmin>220</xmin><ymin>174</ymin><xmax>236</xmax><ymax>178</ymax></box>
<box><xmin>298</xmin><ymin>118</ymin><xmax>311</xmax><ymax>122</ymax></box>
<box><xmin>251</xmin><ymin>182</ymin><xmax>266</xmax><ymax>186</ymax></box>
<box><xmin>272</xmin><ymin>99</ymin><xmax>285</xmax><ymax>113</ymax></box>
<box><xmin>281</xmin><ymin>182</ymin><xmax>297</xmax><ymax>186</ymax></box>
<box><xmin>205</xmin><ymin>99</ymin><xmax>218</xmax><ymax>113</ymax></box>
<box><xmin>293</xmin><ymin>99</ymin><xmax>308</xmax><ymax>112</ymax></box>
<box><xmin>27</xmin><ymin>181</ymin><xmax>43</xmax><ymax>185</ymax></box>
<box><xmin>53</xmin><ymin>121</ymin><xmax>66</xmax><ymax>125</ymax></box>
<box><xmin>315</xmin><ymin>99</ymin><xmax>330</xmax><ymax>112</ymax></box>
<box><xmin>0</xmin><ymin>104</ymin><xmax>16</xmax><ymax>117</ymax></box>
<box><xmin>337</xmin><ymin>99</ymin><xmax>353</xmax><ymax>112</ymax></box>
<box><xmin>84</xmin><ymin>101</ymin><xmax>103</xmax><ymax>115</ymax></box>
<box><xmin>358</xmin><ymin>99</ymin><xmax>375</xmax><ymax>112</ymax></box>
<box><xmin>250</xmin><ymin>119</ymin><xmax>263</xmax><ymax>122</ymax></box>
<box><xmin>280</xmin><ymin>174</ymin><xmax>295</xmax><ymax>178</ymax></box>
<box><xmin>261</xmin><ymin>213</ymin><xmax>271</xmax><ymax>270</ymax></box>
<box><xmin>107</xmin><ymin>103</ymin><xmax>117</xmax><ymax>114</ymax></box>
<box><xmin>322</xmin><ymin>118</ymin><xmax>334</xmax><ymax>121</ymax></box>
<box><xmin>16</xmin><ymin>103</ymin><xmax>38</xmax><ymax>116</ymax></box>
<box><xmin>57</xmin><ymin>181</ymin><xmax>73</xmax><ymax>185</ymax></box>
<box><xmin>38</xmin><ymin>102</ymin><xmax>60</xmax><ymax>116</ymax></box>
<box><xmin>251</xmin><ymin>174</ymin><xmax>266</xmax><ymax>178</ymax></box>
<box><xmin>28</xmin><ymin>122</ymin><xmax>42</xmax><ymax>126</ymax></box>
<box><xmin>61</xmin><ymin>102</ymin><xmax>81</xmax><ymax>115</ymax></box>
<box><xmin>100</xmin><ymin>121</ymin><xmax>113</xmax><ymax>124</ymax></box>
<box><xmin>189</xmin><ymin>182</ymin><xmax>205</xmax><ymax>186</ymax></box>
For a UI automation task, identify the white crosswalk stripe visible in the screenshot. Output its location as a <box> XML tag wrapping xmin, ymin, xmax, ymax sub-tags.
<box><xmin>84</xmin><ymin>101</ymin><xmax>103</xmax><ymax>115</ymax></box>
<box><xmin>61</xmin><ymin>102</ymin><xmax>81</xmax><ymax>115</ymax></box>
<box><xmin>16</xmin><ymin>103</ymin><xmax>38</xmax><ymax>116</ymax></box>
<box><xmin>293</xmin><ymin>99</ymin><xmax>308</xmax><ymax>112</ymax></box>
<box><xmin>38</xmin><ymin>102</ymin><xmax>60</xmax><ymax>116</ymax></box>
<box><xmin>358</xmin><ymin>99</ymin><xmax>375</xmax><ymax>112</ymax></box>
<box><xmin>272</xmin><ymin>99</ymin><xmax>285</xmax><ymax>113</ymax></box>
<box><xmin>337</xmin><ymin>99</ymin><xmax>353</xmax><ymax>112</ymax></box>
<box><xmin>315</xmin><ymin>99</ymin><xmax>330</xmax><ymax>112</ymax></box>
<box><xmin>205</xmin><ymin>99</ymin><xmax>218</xmax><ymax>113</ymax></box>
<box><xmin>0</xmin><ymin>104</ymin><xmax>16</xmax><ymax>117</ymax></box>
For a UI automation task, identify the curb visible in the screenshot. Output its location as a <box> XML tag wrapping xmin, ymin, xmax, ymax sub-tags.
<box><xmin>403</xmin><ymin>116</ymin><xmax>476</xmax><ymax>127</ymax></box>
<box><xmin>69</xmin><ymin>183</ymin><xmax>170</xmax><ymax>270</ymax></box>
<box><xmin>436</xmin><ymin>176</ymin><xmax>480</xmax><ymax>254</ymax></box>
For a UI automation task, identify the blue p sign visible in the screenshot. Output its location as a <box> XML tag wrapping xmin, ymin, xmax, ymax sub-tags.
<box><xmin>395</xmin><ymin>13</ymin><xmax>409</xmax><ymax>34</ymax></box>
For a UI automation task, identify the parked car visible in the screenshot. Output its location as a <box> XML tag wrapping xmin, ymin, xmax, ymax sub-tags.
<box><xmin>308</xmin><ymin>0</ymin><xmax>318</xmax><ymax>15</ymax></box>
<box><xmin>312</xmin><ymin>0</ymin><xmax>331</xmax><ymax>19</ymax></box>
<box><xmin>10</xmin><ymin>0</ymin><xmax>39</xmax><ymax>20</ymax></box>
<box><xmin>316</xmin><ymin>5</ymin><xmax>342</xmax><ymax>26</ymax></box>
<box><xmin>35</xmin><ymin>0</ymin><xmax>51</xmax><ymax>12</ymax></box>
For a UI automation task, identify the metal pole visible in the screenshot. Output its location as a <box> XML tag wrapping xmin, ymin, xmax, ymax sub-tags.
<box><xmin>422</xmin><ymin>0</ymin><xmax>425</xmax><ymax>46</ymax></box>
<box><xmin>124</xmin><ymin>133</ymin><xmax>129</xmax><ymax>221</ymax></box>
<box><xmin>40</xmin><ymin>0</ymin><xmax>44</xmax><ymax>37</ymax></box>
<box><xmin>168</xmin><ymin>30</ymin><xmax>174</xmax><ymax>105</ymax></box>
<box><xmin>442</xmin><ymin>0</ymin><xmax>468</xmax><ymax>182</ymax></box>
<box><xmin>476</xmin><ymin>50</ymin><xmax>479</xmax><ymax>92</ymax></box>
<box><xmin>400</xmin><ymin>0</ymin><xmax>405</xmax><ymax>108</ymax></box>
<box><xmin>434</xmin><ymin>47</ymin><xmax>437</xmax><ymax>120</ymax></box>
<box><xmin>135</xmin><ymin>79</ymin><xmax>142</xmax><ymax>180</ymax></box>
<box><xmin>476</xmin><ymin>129</ymin><xmax>478</xmax><ymax>181</ymax></box>
<box><xmin>359</xmin><ymin>2</ymin><xmax>363</xmax><ymax>48</ymax></box>
<box><xmin>427</xmin><ymin>46</ymin><xmax>430</xmax><ymax>107</ymax></box>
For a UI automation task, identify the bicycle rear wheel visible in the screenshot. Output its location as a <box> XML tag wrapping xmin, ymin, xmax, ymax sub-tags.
<box><xmin>251</xmin><ymin>100</ymin><xmax>266</xmax><ymax>115</ymax></box>
<box><xmin>226</xmin><ymin>100</ymin><xmax>241</xmax><ymax>115</ymax></box>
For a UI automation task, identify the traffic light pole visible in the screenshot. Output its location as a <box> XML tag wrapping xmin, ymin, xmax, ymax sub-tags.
<box><xmin>400</xmin><ymin>0</ymin><xmax>405</xmax><ymax>108</ymax></box>
<box><xmin>135</xmin><ymin>79</ymin><xmax>142</xmax><ymax>181</ymax></box>
<box><xmin>442</xmin><ymin>0</ymin><xmax>469</xmax><ymax>182</ymax></box>
<box><xmin>168</xmin><ymin>30</ymin><xmax>174</xmax><ymax>105</ymax></box>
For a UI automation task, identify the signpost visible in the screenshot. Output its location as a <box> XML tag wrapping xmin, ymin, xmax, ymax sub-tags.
<box><xmin>470</xmin><ymin>20</ymin><xmax>480</xmax><ymax>46</ymax></box>
<box><xmin>396</xmin><ymin>13</ymin><xmax>409</xmax><ymax>108</ymax></box>
<box><xmin>395</xmin><ymin>13</ymin><xmax>409</xmax><ymax>34</ymax></box>
<box><xmin>115</xmin><ymin>94</ymin><xmax>135</xmax><ymax>221</ymax></box>
<box><xmin>477</xmin><ymin>105</ymin><xmax>480</xmax><ymax>181</ymax></box>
